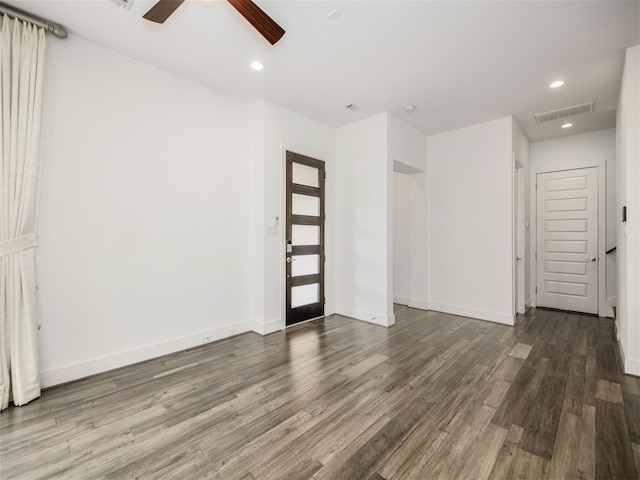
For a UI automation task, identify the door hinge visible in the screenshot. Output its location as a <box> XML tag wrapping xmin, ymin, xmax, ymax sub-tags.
<box><xmin>535</xmin><ymin>286</ymin><xmax>538</xmax><ymax>293</ymax></box>
<box><xmin>324</xmin><ymin>171</ymin><xmax>327</xmax><ymax>180</ymax></box>
<box><xmin>535</xmin><ymin>183</ymin><xmax>538</xmax><ymax>190</ymax></box>
<box><xmin>324</xmin><ymin>297</ymin><xmax>326</xmax><ymax>304</ymax></box>
<box><xmin>535</xmin><ymin>251</ymin><xmax>537</xmax><ymax>259</ymax></box>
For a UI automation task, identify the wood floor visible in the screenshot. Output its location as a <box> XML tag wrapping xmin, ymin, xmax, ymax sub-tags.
<box><xmin>1</xmin><ymin>307</ymin><xmax>639</xmax><ymax>479</ymax></box>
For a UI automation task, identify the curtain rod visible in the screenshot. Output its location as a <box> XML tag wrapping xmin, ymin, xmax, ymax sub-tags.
<box><xmin>0</xmin><ymin>2</ymin><xmax>67</xmax><ymax>38</ymax></box>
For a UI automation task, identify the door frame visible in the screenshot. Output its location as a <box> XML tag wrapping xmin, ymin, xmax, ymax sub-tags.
<box><xmin>514</xmin><ymin>160</ymin><xmax>526</xmax><ymax>315</ymax></box>
<box><xmin>285</xmin><ymin>151</ymin><xmax>325</xmax><ymax>326</ymax></box>
<box><xmin>531</xmin><ymin>166</ymin><xmax>606</xmax><ymax>316</ymax></box>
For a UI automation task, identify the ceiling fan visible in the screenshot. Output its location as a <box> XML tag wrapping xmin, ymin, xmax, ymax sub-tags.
<box><xmin>143</xmin><ymin>0</ymin><xmax>285</xmax><ymax>45</ymax></box>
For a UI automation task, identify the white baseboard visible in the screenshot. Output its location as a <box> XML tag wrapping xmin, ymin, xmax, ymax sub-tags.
<box><xmin>408</xmin><ymin>299</ymin><xmax>428</xmax><ymax>311</ymax></box>
<box><xmin>40</xmin><ymin>321</ymin><xmax>250</xmax><ymax>388</ymax></box>
<box><xmin>625</xmin><ymin>357</ymin><xmax>640</xmax><ymax>377</ymax></box>
<box><xmin>427</xmin><ymin>302</ymin><xmax>515</xmax><ymax>326</ymax></box>
<box><xmin>393</xmin><ymin>296</ymin><xmax>409</xmax><ymax>306</ymax></box>
<box><xmin>617</xmin><ymin>339</ymin><xmax>640</xmax><ymax>376</ymax></box>
<box><xmin>605</xmin><ymin>296</ymin><xmax>617</xmax><ymax>318</ymax></box>
<box><xmin>335</xmin><ymin>305</ymin><xmax>395</xmax><ymax>327</ymax></box>
<box><xmin>250</xmin><ymin>318</ymin><xmax>283</xmax><ymax>336</ymax></box>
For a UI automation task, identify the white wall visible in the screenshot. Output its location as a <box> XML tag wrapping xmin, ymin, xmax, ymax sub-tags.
<box><xmin>252</xmin><ymin>101</ymin><xmax>336</xmax><ymax>334</ymax></box>
<box><xmin>530</xmin><ymin>128</ymin><xmax>615</xmax><ymax>172</ymax></box>
<box><xmin>427</xmin><ymin>117</ymin><xmax>515</xmax><ymax>325</ymax></box>
<box><xmin>530</xmin><ymin>128</ymin><xmax>616</xmax><ymax>317</ymax></box>
<box><xmin>616</xmin><ymin>45</ymin><xmax>640</xmax><ymax>376</ymax></box>
<box><xmin>389</xmin><ymin>114</ymin><xmax>427</xmax><ymax>172</ymax></box>
<box><xmin>38</xmin><ymin>36</ymin><xmax>254</xmax><ymax>386</ymax></box>
<box><xmin>335</xmin><ymin>113</ymin><xmax>394</xmax><ymax>326</ymax></box>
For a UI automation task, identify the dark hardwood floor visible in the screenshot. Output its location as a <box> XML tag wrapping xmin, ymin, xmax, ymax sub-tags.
<box><xmin>1</xmin><ymin>306</ymin><xmax>639</xmax><ymax>479</ymax></box>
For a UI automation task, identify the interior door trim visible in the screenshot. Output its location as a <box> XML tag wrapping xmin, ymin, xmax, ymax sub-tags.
<box><xmin>286</xmin><ymin>151</ymin><xmax>325</xmax><ymax>326</ymax></box>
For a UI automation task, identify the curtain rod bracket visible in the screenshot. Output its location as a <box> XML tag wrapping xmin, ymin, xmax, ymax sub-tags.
<box><xmin>0</xmin><ymin>2</ymin><xmax>68</xmax><ymax>39</ymax></box>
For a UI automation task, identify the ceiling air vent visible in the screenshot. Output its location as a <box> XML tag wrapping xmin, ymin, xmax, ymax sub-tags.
<box><xmin>534</xmin><ymin>102</ymin><xmax>595</xmax><ymax>123</ymax></box>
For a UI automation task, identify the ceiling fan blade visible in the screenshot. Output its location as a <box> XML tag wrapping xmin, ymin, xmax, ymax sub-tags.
<box><xmin>143</xmin><ymin>0</ymin><xmax>186</xmax><ymax>23</ymax></box>
<box><xmin>226</xmin><ymin>0</ymin><xmax>285</xmax><ymax>45</ymax></box>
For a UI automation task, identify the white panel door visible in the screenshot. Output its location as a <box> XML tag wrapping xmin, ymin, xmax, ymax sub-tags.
<box><xmin>536</xmin><ymin>168</ymin><xmax>598</xmax><ymax>314</ymax></box>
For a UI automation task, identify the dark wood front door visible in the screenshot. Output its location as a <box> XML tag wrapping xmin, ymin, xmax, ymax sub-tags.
<box><xmin>286</xmin><ymin>151</ymin><xmax>325</xmax><ymax>326</ymax></box>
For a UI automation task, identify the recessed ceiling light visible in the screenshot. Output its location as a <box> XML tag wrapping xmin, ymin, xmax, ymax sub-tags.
<box><xmin>549</xmin><ymin>80</ymin><xmax>565</xmax><ymax>88</ymax></box>
<box><xmin>250</xmin><ymin>61</ymin><xmax>263</xmax><ymax>71</ymax></box>
<box><xmin>561</xmin><ymin>123</ymin><xmax>573</xmax><ymax>128</ymax></box>
<box><xmin>405</xmin><ymin>105</ymin><xmax>416</xmax><ymax>113</ymax></box>
<box><xmin>345</xmin><ymin>104</ymin><xmax>360</xmax><ymax>112</ymax></box>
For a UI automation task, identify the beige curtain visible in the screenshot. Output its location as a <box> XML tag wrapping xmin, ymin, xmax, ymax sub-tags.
<box><xmin>0</xmin><ymin>14</ymin><xmax>46</xmax><ymax>410</ymax></box>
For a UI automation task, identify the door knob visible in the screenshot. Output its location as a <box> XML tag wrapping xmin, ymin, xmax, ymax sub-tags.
<box><xmin>286</xmin><ymin>257</ymin><xmax>291</xmax><ymax>263</ymax></box>
<box><xmin>590</xmin><ymin>257</ymin><xmax>597</xmax><ymax>262</ymax></box>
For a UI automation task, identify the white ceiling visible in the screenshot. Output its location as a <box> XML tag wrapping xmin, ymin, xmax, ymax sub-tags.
<box><xmin>7</xmin><ymin>0</ymin><xmax>640</xmax><ymax>142</ymax></box>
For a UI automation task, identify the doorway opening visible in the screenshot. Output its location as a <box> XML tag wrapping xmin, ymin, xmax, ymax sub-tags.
<box><xmin>393</xmin><ymin>160</ymin><xmax>426</xmax><ymax>311</ymax></box>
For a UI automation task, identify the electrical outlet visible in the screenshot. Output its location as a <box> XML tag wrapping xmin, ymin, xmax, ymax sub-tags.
<box><xmin>201</xmin><ymin>334</ymin><xmax>211</xmax><ymax>344</ymax></box>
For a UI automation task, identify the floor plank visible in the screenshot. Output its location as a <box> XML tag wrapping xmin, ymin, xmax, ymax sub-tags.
<box><xmin>596</xmin><ymin>399</ymin><xmax>636</xmax><ymax>479</ymax></box>
<box><xmin>489</xmin><ymin>424</ymin><xmax>524</xmax><ymax>479</ymax></box>
<box><xmin>456</xmin><ymin>422</ymin><xmax>509</xmax><ymax>480</ymax></box>
<box><xmin>548</xmin><ymin>410</ymin><xmax>581</xmax><ymax>480</ymax></box>
<box><xmin>578</xmin><ymin>404</ymin><xmax>596</xmax><ymax>480</ymax></box>
<box><xmin>506</xmin><ymin>447</ymin><xmax>550</xmax><ymax>480</ymax></box>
